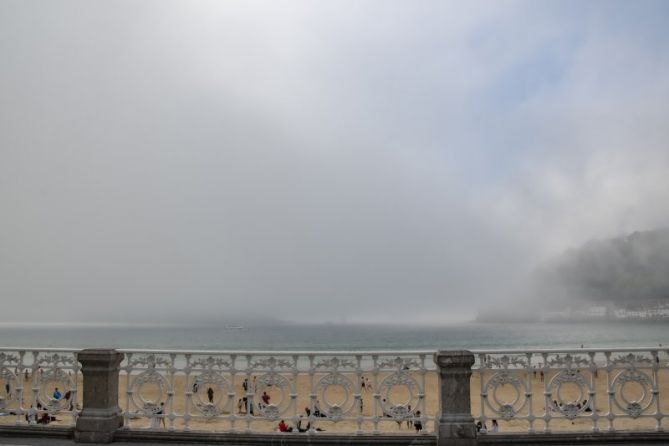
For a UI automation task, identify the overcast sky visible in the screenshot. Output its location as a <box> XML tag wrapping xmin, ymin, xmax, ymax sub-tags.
<box><xmin>1</xmin><ymin>1</ymin><xmax>668</xmax><ymax>324</ymax></box>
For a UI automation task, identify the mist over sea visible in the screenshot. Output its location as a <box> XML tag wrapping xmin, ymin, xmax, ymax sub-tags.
<box><xmin>0</xmin><ymin>322</ymin><xmax>666</xmax><ymax>351</ymax></box>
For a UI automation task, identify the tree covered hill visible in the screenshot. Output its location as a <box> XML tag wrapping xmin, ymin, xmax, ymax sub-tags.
<box><xmin>537</xmin><ymin>228</ymin><xmax>669</xmax><ymax>306</ymax></box>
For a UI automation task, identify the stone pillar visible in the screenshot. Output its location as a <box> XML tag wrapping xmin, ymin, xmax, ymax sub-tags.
<box><xmin>435</xmin><ymin>350</ymin><xmax>477</xmax><ymax>446</ymax></box>
<box><xmin>75</xmin><ymin>349</ymin><xmax>124</xmax><ymax>443</ymax></box>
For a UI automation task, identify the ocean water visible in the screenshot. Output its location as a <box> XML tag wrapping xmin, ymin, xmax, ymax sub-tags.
<box><xmin>0</xmin><ymin>321</ymin><xmax>667</xmax><ymax>351</ymax></box>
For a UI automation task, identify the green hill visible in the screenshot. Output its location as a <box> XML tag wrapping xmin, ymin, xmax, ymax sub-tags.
<box><xmin>537</xmin><ymin>228</ymin><xmax>669</xmax><ymax>307</ymax></box>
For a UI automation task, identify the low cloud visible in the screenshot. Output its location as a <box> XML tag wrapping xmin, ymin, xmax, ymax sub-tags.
<box><xmin>1</xmin><ymin>1</ymin><xmax>668</xmax><ymax>324</ymax></box>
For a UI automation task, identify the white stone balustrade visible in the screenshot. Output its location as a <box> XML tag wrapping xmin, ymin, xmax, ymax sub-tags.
<box><xmin>471</xmin><ymin>347</ymin><xmax>669</xmax><ymax>434</ymax></box>
<box><xmin>1</xmin><ymin>345</ymin><xmax>669</xmax><ymax>445</ymax></box>
<box><xmin>0</xmin><ymin>348</ymin><xmax>80</xmax><ymax>427</ymax></box>
<box><xmin>118</xmin><ymin>349</ymin><xmax>435</xmax><ymax>435</ymax></box>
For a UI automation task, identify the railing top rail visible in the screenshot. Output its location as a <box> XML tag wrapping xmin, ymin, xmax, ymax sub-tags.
<box><xmin>118</xmin><ymin>348</ymin><xmax>436</xmax><ymax>356</ymax></box>
<box><xmin>0</xmin><ymin>347</ymin><xmax>80</xmax><ymax>353</ymax></box>
<box><xmin>0</xmin><ymin>346</ymin><xmax>666</xmax><ymax>355</ymax></box>
<box><xmin>470</xmin><ymin>346</ymin><xmax>667</xmax><ymax>354</ymax></box>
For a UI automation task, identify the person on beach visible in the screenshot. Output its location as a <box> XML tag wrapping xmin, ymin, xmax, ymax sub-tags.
<box><xmin>414</xmin><ymin>411</ymin><xmax>422</xmax><ymax>432</ymax></box>
<box><xmin>262</xmin><ymin>391</ymin><xmax>270</xmax><ymax>406</ymax></box>
<box><xmin>38</xmin><ymin>412</ymin><xmax>50</xmax><ymax>425</ymax></box>
<box><xmin>159</xmin><ymin>402</ymin><xmax>166</xmax><ymax>428</ymax></box>
<box><xmin>491</xmin><ymin>419</ymin><xmax>499</xmax><ymax>433</ymax></box>
<box><xmin>278</xmin><ymin>419</ymin><xmax>291</xmax><ymax>432</ymax></box>
<box><xmin>207</xmin><ymin>387</ymin><xmax>214</xmax><ymax>403</ymax></box>
<box><xmin>64</xmin><ymin>390</ymin><xmax>73</xmax><ymax>411</ymax></box>
<box><xmin>296</xmin><ymin>415</ymin><xmax>308</xmax><ymax>432</ymax></box>
<box><xmin>26</xmin><ymin>405</ymin><xmax>37</xmax><ymax>425</ymax></box>
<box><xmin>149</xmin><ymin>408</ymin><xmax>160</xmax><ymax>429</ymax></box>
<box><xmin>52</xmin><ymin>387</ymin><xmax>62</xmax><ymax>401</ymax></box>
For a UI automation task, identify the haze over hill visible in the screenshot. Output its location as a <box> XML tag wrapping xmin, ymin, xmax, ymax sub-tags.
<box><xmin>537</xmin><ymin>228</ymin><xmax>669</xmax><ymax>306</ymax></box>
<box><xmin>478</xmin><ymin>228</ymin><xmax>669</xmax><ymax>322</ymax></box>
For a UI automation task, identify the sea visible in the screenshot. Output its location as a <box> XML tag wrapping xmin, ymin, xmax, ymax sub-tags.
<box><xmin>0</xmin><ymin>321</ymin><xmax>667</xmax><ymax>351</ymax></box>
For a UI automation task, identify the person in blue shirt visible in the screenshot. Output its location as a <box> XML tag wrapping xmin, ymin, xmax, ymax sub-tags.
<box><xmin>53</xmin><ymin>387</ymin><xmax>62</xmax><ymax>400</ymax></box>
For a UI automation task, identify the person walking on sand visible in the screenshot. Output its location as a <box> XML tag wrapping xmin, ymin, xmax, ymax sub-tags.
<box><xmin>158</xmin><ymin>402</ymin><xmax>166</xmax><ymax>428</ymax></box>
<box><xmin>207</xmin><ymin>387</ymin><xmax>214</xmax><ymax>403</ymax></box>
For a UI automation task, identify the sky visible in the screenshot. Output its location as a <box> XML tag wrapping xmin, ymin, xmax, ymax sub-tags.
<box><xmin>1</xmin><ymin>0</ymin><xmax>668</xmax><ymax>324</ymax></box>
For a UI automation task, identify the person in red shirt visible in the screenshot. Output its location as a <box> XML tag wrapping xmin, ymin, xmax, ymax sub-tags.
<box><xmin>278</xmin><ymin>420</ymin><xmax>288</xmax><ymax>432</ymax></box>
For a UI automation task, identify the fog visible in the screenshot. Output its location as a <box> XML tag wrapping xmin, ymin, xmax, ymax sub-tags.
<box><xmin>1</xmin><ymin>1</ymin><xmax>668</xmax><ymax>324</ymax></box>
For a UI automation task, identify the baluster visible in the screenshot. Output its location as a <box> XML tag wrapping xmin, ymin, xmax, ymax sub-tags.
<box><xmin>183</xmin><ymin>354</ymin><xmax>192</xmax><ymax>432</ymax></box>
<box><xmin>355</xmin><ymin>354</ymin><xmax>363</xmax><ymax>434</ymax></box>
<box><xmin>541</xmin><ymin>352</ymin><xmax>550</xmax><ymax>433</ymax></box>
<box><xmin>418</xmin><ymin>354</ymin><xmax>427</xmax><ymax>434</ymax></box>
<box><xmin>605</xmin><ymin>351</ymin><xmax>614</xmax><ymax>432</ymax></box>
<box><xmin>588</xmin><ymin>351</ymin><xmax>599</xmax><ymax>433</ymax></box>
<box><xmin>525</xmin><ymin>352</ymin><xmax>534</xmax><ymax>433</ymax></box>
<box><xmin>372</xmin><ymin>354</ymin><xmax>379</xmax><ymax>434</ymax></box>
<box><xmin>229</xmin><ymin>354</ymin><xmax>237</xmax><ymax>433</ymax></box>
<box><xmin>16</xmin><ymin>350</ymin><xmax>25</xmax><ymax>426</ymax></box>
<box><xmin>651</xmin><ymin>350</ymin><xmax>662</xmax><ymax>432</ymax></box>
<box><xmin>244</xmin><ymin>354</ymin><xmax>252</xmax><ymax>433</ymax></box>
<box><xmin>123</xmin><ymin>353</ymin><xmax>132</xmax><ymax>429</ymax></box>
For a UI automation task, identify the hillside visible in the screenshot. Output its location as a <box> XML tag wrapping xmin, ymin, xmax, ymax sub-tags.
<box><xmin>536</xmin><ymin>228</ymin><xmax>669</xmax><ymax>307</ymax></box>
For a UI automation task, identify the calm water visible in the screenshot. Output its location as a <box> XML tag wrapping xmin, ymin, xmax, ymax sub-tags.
<box><xmin>0</xmin><ymin>322</ymin><xmax>667</xmax><ymax>351</ymax></box>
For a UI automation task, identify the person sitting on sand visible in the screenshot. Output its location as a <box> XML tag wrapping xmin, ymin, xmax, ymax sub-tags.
<box><xmin>38</xmin><ymin>413</ymin><xmax>50</xmax><ymax>425</ymax></box>
<box><xmin>414</xmin><ymin>411</ymin><xmax>422</xmax><ymax>432</ymax></box>
<box><xmin>296</xmin><ymin>415</ymin><xmax>307</xmax><ymax>432</ymax></box>
<box><xmin>26</xmin><ymin>405</ymin><xmax>37</xmax><ymax>425</ymax></box>
<box><xmin>278</xmin><ymin>419</ymin><xmax>291</xmax><ymax>432</ymax></box>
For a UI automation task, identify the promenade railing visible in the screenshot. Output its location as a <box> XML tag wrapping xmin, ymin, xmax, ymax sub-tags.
<box><xmin>0</xmin><ymin>345</ymin><xmax>668</xmax><ymax>445</ymax></box>
<box><xmin>0</xmin><ymin>348</ymin><xmax>81</xmax><ymax>427</ymax></box>
<box><xmin>117</xmin><ymin>349</ymin><xmax>436</xmax><ymax>435</ymax></box>
<box><xmin>471</xmin><ymin>347</ymin><xmax>669</xmax><ymax>435</ymax></box>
